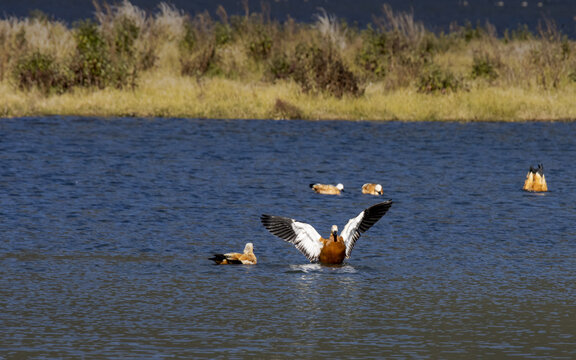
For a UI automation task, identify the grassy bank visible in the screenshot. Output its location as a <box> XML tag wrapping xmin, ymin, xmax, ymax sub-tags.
<box><xmin>1</xmin><ymin>1</ymin><xmax>576</xmax><ymax>121</ymax></box>
<box><xmin>3</xmin><ymin>74</ymin><xmax>576</xmax><ymax>121</ymax></box>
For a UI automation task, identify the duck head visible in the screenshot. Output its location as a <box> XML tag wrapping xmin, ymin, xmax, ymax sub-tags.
<box><xmin>331</xmin><ymin>225</ymin><xmax>338</xmax><ymax>241</ymax></box>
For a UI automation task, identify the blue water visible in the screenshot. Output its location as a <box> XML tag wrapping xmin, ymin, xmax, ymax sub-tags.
<box><xmin>1</xmin><ymin>117</ymin><xmax>575</xmax><ymax>358</ymax></box>
<box><xmin>2</xmin><ymin>0</ymin><xmax>576</xmax><ymax>37</ymax></box>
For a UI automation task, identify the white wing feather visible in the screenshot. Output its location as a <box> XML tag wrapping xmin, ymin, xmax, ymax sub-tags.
<box><xmin>261</xmin><ymin>215</ymin><xmax>323</xmax><ymax>262</ymax></box>
<box><xmin>341</xmin><ymin>211</ymin><xmax>365</xmax><ymax>258</ymax></box>
<box><xmin>341</xmin><ymin>201</ymin><xmax>393</xmax><ymax>258</ymax></box>
<box><xmin>290</xmin><ymin>221</ymin><xmax>324</xmax><ymax>261</ymax></box>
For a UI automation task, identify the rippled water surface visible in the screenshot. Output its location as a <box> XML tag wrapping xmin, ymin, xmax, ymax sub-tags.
<box><xmin>3</xmin><ymin>0</ymin><xmax>576</xmax><ymax>38</ymax></box>
<box><xmin>1</xmin><ymin>117</ymin><xmax>575</xmax><ymax>358</ymax></box>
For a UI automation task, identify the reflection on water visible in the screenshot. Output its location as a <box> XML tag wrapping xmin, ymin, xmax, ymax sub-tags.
<box><xmin>288</xmin><ymin>263</ymin><xmax>324</xmax><ymax>273</ymax></box>
<box><xmin>1</xmin><ymin>117</ymin><xmax>576</xmax><ymax>358</ymax></box>
<box><xmin>287</xmin><ymin>264</ymin><xmax>358</xmax><ymax>273</ymax></box>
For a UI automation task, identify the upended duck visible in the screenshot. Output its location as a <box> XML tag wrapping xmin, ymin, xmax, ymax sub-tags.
<box><xmin>523</xmin><ymin>163</ymin><xmax>548</xmax><ymax>192</ymax></box>
<box><xmin>261</xmin><ymin>201</ymin><xmax>392</xmax><ymax>264</ymax></box>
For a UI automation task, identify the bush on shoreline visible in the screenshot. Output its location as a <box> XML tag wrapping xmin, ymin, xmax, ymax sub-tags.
<box><xmin>1</xmin><ymin>1</ymin><xmax>575</xmax><ymax>98</ymax></box>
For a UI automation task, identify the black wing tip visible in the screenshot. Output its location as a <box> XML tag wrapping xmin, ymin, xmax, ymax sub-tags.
<box><xmin>368</xmin><ymin>200</ymin><xmax>393</xmax><ymax>212</ymax></box>
<box><xmin>357</xmin><ymin>200</ymin><xmax>393</xmax><ymax>233</ymax></box>
<box><xmin>260</xmin><ymin>214</ymin><xmax>278</xmax><ymax>224</ymax></box>
<box><xmin>260</xmin><ymin>214</ymin><xmax>287</xmax><ymax>226</ymax></box>
<box><xmin>261</xmin><ymin>214</ymin><xmax>282</xmax><ymax>219</ymax></box>
<box><xmin>209</xmin><ymin>254</ymin><xmax>226</xmax><ymax>262</ymax></box>
<box><xmin>209</xmin><ymin>254</ymin><xmax>243</xmax><ymax>264</ymax></box>
<box><xmin>261</xmin><ymin>214</ymin><xmax>293</xmax><ymax>221</ymax></box>
<box><xmin>260</xmin><ymin>215</ymin><xmax>296</xmax><ymax>241</ymax></box>
<box><xmin>529</xmin><ymin>163</ymin><xmax>545</xmax><ymax>175</ymax></box>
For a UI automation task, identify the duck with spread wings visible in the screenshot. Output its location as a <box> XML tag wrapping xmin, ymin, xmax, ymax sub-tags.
<box><xmin>261</xmin><ymin>201</ymin><xmax>393</xmax><ymax>264</ymax></box>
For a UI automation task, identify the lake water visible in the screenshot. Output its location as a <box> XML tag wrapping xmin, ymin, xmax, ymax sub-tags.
<box><xmin>1</xmin><ymin>117</ymin><xmax>575</xmax><ymax>358</ymax></box>
<box><xmin>2</xmin><ymin>0</ymin><xmax>576</xmax><ymax>37</ymax></box>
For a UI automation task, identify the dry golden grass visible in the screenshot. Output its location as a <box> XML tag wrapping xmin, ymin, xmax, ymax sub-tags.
<box><xmin>2</xmin><ymin>72</ymin><xmax>575</xmax><ymax>121</ymax></box>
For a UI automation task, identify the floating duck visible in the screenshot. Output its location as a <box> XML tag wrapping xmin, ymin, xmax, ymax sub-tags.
<box><xmin>362</xmin><ymin>183</ymin><xmax>383</xmax><ymax>195</ymax></box>
<box><xmin>260</xmin><ymin>201</ymin><xmax>393</xmax><ymax>264</ymax></box>
<box><xmin>309</xmin><ymin>183</ymin><xmax>344</xmax><ymax>195</ymax></box>
<box><xmin>523</xmin><ymin>163</ymin><xmax>548</xmax><ymax>192</ymax></box>
<box><xmin>209</xmin><ymin>243</ymin><xmax>257</xmax><ymax>264</ymax></box>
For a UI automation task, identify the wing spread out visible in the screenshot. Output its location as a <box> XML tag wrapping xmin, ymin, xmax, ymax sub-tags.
<box><xmin>261</xmin><ymin>215</ymin><xmax>323</xmax><ymax>262</ymax></box>
<box><xmin>341</xmin><ymin>201</ymin><xmax>393</xmax><ymax>258</ymax></box>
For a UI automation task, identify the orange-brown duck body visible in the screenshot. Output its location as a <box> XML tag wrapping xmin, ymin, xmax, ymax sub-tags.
<box><xmin>317</xmin><ymin>226</ymin><xmax>347</xmax><ymax>264</ymax></box>
<box><xmin>362</xmin><ymin>183</ymin><xmax>383</xmax><ymax>195</ymax></box>
<box><xmin>523</xmin><ymin>164</ymin><xmax>548</xmax><ymax>192</ymax></box>
<box><xmin>310</xmin><ymin>183</ymin><xmax>344</xmax><ymax>195</ymax></box>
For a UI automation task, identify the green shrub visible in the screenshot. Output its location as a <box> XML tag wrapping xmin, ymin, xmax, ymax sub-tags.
<box><xmin>178</xmin><ymin>14</ymin><xmax>225</xmax><ymax>77</ymax></box>
<box><xmin>267</xmin><ymin>54</ymin><xmax>292</xmax><ymax>80</ymax></box>
<box><xmin>526</xmin><ymin>17</ymin><xmax>576</xmax><ymax>89</ymax></box>
<box><xmin>454</xmin><ymin>20</ymin><xmax>499</xmax><ymax>43</ymax></box>
<box><xmin>248</xmin><ymin>29</ymin><xmax>273</xmax><ymax>61</ymax></box>
<box><xmin>14</xmin><ymin>51</ymin><xmax>70</xmax><ymax>94</ymax></box>
<box><xmin>181</xmin><ymin>44</ymin><xmax>220</xmax><ymax>77</ymax></box>
<box><xmin>71</xmin><ymin>20</ymin><xmax>112</xmax><ymax>88</ymax></box>
<box><xmin>113</xmin><ymin>16</ymin><xmax>139</xmax><ymax>57</ymax></box>
<box><xmin>180</xmin><ymin>21</ymin><xmax>197</xmax><ymax>53</ymax></box>
<box><xmin>290</xmin><ymin>43</ymin><xmax>363</xmax><ymax>98</ymax></box>
<box><xmin>355</xmin><ymin>12</ymin><xmax>434</xmax><ymax>89</ymax></box>
<box><xmin>356</xmin><ymin>27</ymin><xmax>389</xmax><ymax>78</ymax></box>
<box><xmin>417</xmin><ymin>65</ymin><xmax>462</xmax><ymax>93</ymax></box>
<box><xmin>503</xmin><ymin>24</ymin><xmax>532</xmax><ymax>42</ymax></box>
<box><xmin>71</xmin><ymin>19</ymin><xmax>137</xmax><ymax>89</ymax></box>
<box><xmin>214</xmin><ymin>23</ymin><xmax>233</xmax><ymax>46</ymax></box>
<box><xmin>111</xmin><ymin>16</ymin><xmax>140</xmax><ymax>88</ymax></box>
<box><xmin>471</xmin><ymin>52</ymin><xmax>500</xmax><ymax>81</ymax></box>
<box><xmin>460</xmin><ymin>21</ymin><xmax>482</xmax><ymax>43</ymax></box>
